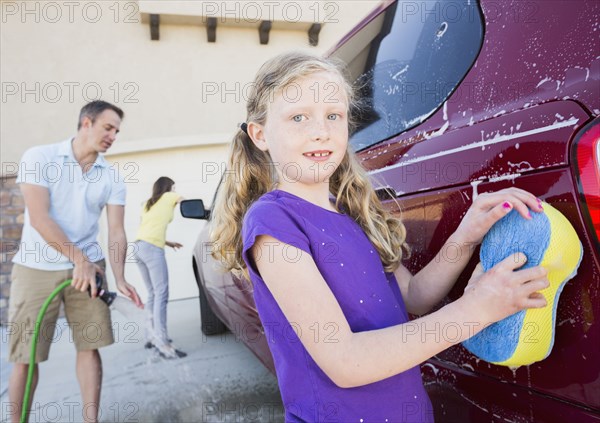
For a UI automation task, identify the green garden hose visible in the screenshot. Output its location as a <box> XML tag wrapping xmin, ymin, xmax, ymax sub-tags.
<box><xmin>20</xmin><ymin>275</ymin><xmax>116</xmax><ymax>423</ymax></box>
<box><xmin>21</xmin><ymin>279</ymin><xmax>72</xmax><ymax>423</ymax></box>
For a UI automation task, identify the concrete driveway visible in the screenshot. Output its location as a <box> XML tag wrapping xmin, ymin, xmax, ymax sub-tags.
<box><xmin>0</xmin><ymin>297</ymin><xmax>284</xmax><ymax>422</ymax></box>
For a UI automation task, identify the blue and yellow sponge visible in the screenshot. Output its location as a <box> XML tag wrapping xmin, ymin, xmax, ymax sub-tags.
<box><xmin>462</xmin><ymin>202</ymin><xmax>583</xmax><ymax>367</ymax></box>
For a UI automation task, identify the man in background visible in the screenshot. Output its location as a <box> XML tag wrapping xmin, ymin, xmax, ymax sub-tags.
<box><xmin>7</xmin><ymin>100</ymin><xmax>142</xmax><ymax>423</ymax></box>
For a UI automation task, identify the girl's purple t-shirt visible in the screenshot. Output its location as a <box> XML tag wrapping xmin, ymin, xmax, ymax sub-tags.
<box><xmin>242</xmin><ymin>190</ymin><xmax>434</xmax><ymax>423</ymax></box>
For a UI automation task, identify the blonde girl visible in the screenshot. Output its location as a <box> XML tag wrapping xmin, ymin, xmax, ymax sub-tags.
<box><xmin>211</xmin><ymin>52</ymin><xmax>548</xmax><ymax>422</ymax></box>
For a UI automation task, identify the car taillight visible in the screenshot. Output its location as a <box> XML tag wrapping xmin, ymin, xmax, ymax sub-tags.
<box><xmin>572</xmin><ymin>117</ymin><xmax>600</xmax><ymax>255</ymax></box>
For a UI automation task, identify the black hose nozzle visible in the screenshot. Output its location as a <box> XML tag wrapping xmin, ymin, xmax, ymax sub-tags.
<box><xmin>88</xmin><ymin>274</ymin><xmax>117</xmax><ymax>306</ymax></box>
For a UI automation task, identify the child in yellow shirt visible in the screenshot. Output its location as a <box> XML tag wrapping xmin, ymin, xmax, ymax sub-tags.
<box><xmin>135</xmin><ymin>176</ymin><xmax>185</xmax><ymax>359</ymax></box>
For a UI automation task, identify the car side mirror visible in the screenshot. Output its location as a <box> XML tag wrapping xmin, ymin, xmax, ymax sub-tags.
<box><xmin>180</xmin><ymin>199</ymin><xmax>210</xmax><ymax>220</ymax></box>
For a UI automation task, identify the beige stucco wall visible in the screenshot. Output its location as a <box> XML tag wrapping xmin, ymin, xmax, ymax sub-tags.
<box><xmin>1</xmin><ymin>0</ymin><xmax>380</xmax><ymax>165</ymax></box>
<box><xmin>1</xmin><ymin>0</ymin><xmax>380</xmax><ymax>300</ymax></box>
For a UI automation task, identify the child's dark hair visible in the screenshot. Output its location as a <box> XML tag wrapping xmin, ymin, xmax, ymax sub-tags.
<box><xmin>145</xmin><ymin>177</ymin><xmax>175</xmax><ymax>211</ymax></box>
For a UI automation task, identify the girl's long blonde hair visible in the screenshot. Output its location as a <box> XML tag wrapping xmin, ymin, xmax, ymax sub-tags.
<box><xmin>211</xmin><ymin>52</ymin><xmax>408</xmax><ymax>277</ymax></box>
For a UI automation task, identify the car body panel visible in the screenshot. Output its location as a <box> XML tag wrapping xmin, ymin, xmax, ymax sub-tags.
<box><xmin>395</xmin><ymin>170</ymin><xmax>600</xmax><ymax>413</ymax></box>
<box><xmin>424</xmin><ymin>359</ymin><xmax>600</xmax><ymax>422</ymax></box>
<box><xmin>192</xmin><ymin>224</ymin><xmax>275</xmax><ymax>371</ymax></box>
<box><xmin>192</xmin><ymin>225</ymin><xmax>230</xmax><ymax>324</ymax></box>
<box><xmin>366</xmin><ymin>100</ymin><xmax>590</xmax><ymax>196</ymax></box>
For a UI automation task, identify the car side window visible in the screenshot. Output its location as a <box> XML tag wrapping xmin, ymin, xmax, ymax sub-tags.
<box><xmin>333</xmin><ymin>0</ymin><xmax>484</xmax><ymax>151</ymax></box>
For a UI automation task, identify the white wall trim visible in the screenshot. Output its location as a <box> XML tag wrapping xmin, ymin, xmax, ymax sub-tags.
<box><xmin>105</xmin><ymin>133</ymin><xmax>233</xmax><ymax>158</ymax></box>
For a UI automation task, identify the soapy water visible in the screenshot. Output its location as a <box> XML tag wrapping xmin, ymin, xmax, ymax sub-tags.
<box><xmin>109</xmin><ymin>296</ymin><xmax>146</xmax><ymax>322</ymax></box>
<box><xmin>108</xmin><ymin>297</ymin><xmax>183</xmax><ymax>359</ymax></box>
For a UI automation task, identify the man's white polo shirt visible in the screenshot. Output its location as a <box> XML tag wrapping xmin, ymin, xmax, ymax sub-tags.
<box><xmin>12</xmin><ymin>138</ymin><xmax>126</xmax><ymax>270</ymax></box>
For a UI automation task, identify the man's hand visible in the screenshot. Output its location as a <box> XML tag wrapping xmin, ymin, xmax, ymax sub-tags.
<box><xmin>72</xmin><ymin>259</ymin><xmax>104</xmax><ymax>298</ymax></box>
<box><xmin>106</xmin><ymin>204</ymin><xmax>143</xmax><ymax>307</ymax></box>
<box><xmin>116</xmin><ymin>278</ymin><xmax>143</xmax><ymax>308</ymax></box>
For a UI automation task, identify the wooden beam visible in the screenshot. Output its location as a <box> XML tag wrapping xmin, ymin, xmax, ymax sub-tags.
<box><xmin>259</xmin><ymin>20</ymin><xmax>272</xmax><ymax>45</ymax></box>
<box><xmin>308</xmin><ymin>23</ymin><xmax>321</xmax><ymax>46</ymax></box>
<box><xmin>150</xmin><ymin>14</ymin><xmax>159</xmax><ymax>41</ymax></box>
<box><xmin>206</xmin><ymin>17</ymin><xmax>217</xmax><ymax>42</ymax></box>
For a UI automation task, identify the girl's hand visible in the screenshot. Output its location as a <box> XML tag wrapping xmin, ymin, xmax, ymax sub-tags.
<box><xmin>166</xmin><ymin>241</ymin><xmax>183</xmax><ymax>250</ymax></box>
<box><xmin>454</xmin><ymin>188</ymin><xmax>543</xmax><ymax>245</ymax></box>
<box><xmin>462</xmin><ymin>253</ymin><xmax>549</xmax><ymax>324</ymax></box>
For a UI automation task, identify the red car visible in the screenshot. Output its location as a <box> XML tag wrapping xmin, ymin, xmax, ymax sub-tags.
<box><xmin>182</xmin><ymin>0</ymin><xmax>600</xmax><ymax>421</ymax></box>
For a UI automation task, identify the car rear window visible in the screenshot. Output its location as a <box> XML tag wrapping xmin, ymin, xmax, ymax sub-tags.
<box><xmin>333</xmin><ymin>0</ymin><xmax>484</xmax><ymax>151</ymax></box>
